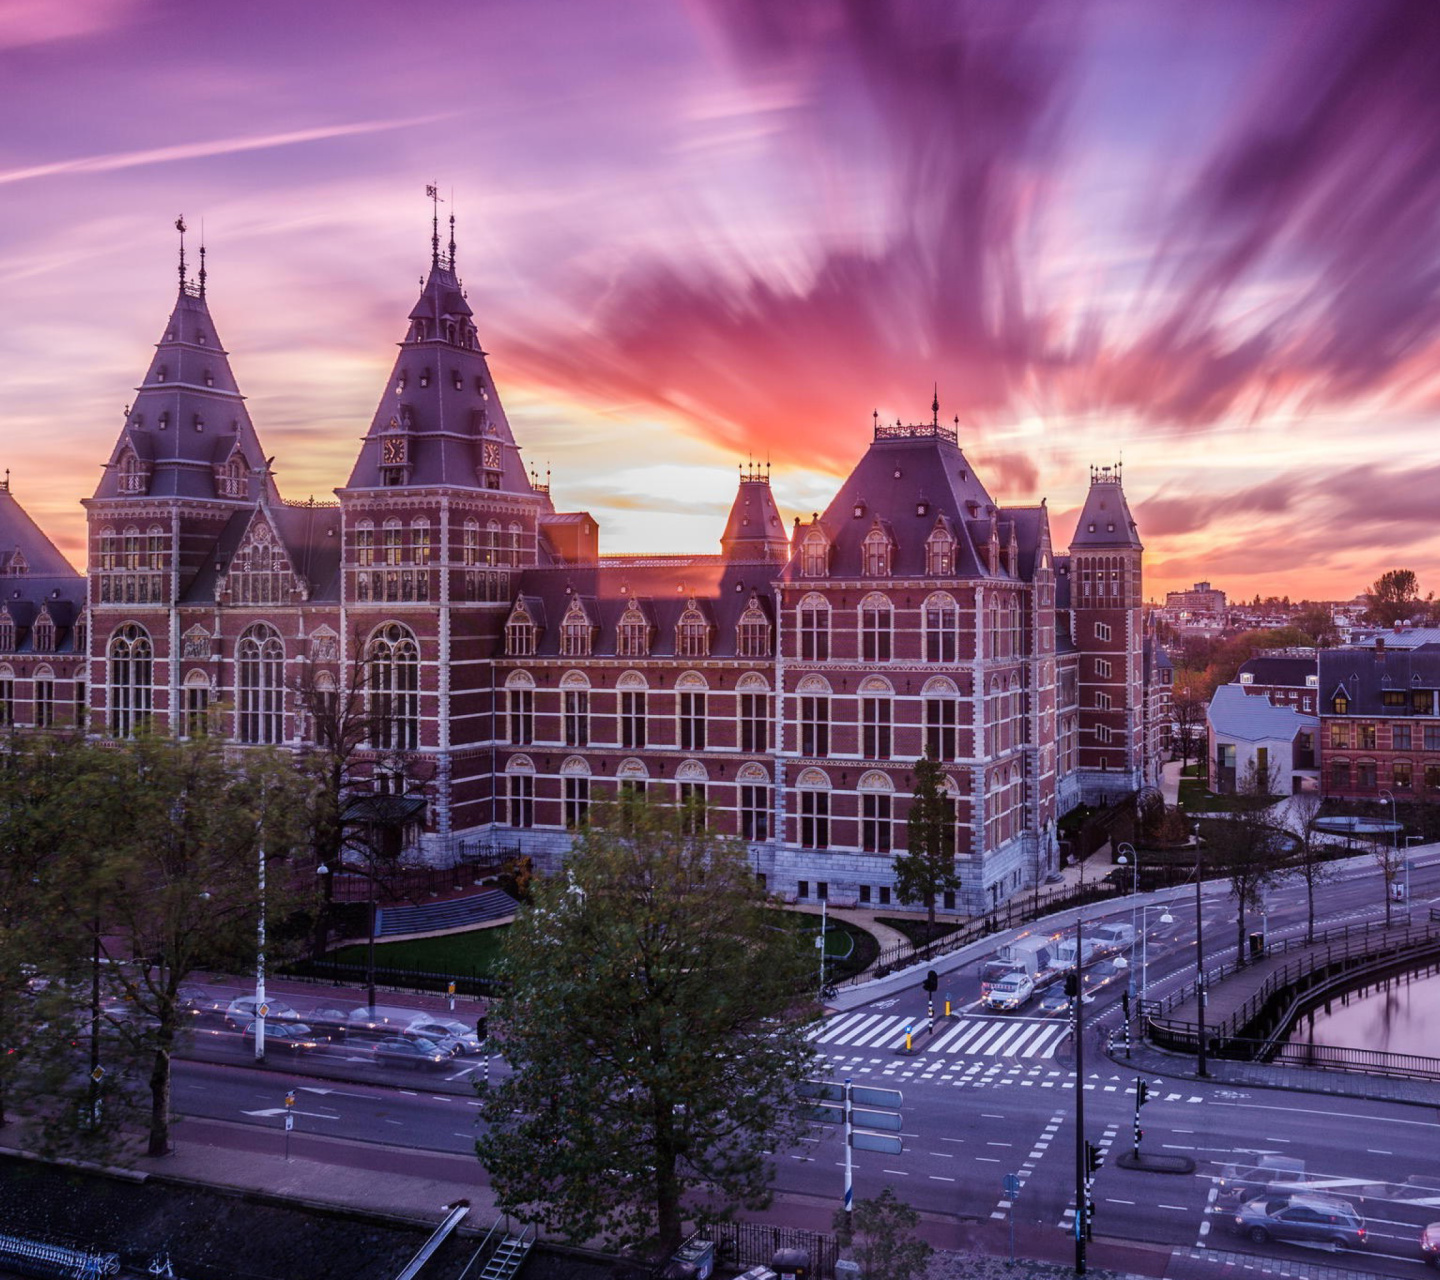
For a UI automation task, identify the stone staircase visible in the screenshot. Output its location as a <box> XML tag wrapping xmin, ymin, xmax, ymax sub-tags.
<box><xmin>374</xmin><ymin>889</ymin><xmax>518</xmax><ymax>938</ymax></box>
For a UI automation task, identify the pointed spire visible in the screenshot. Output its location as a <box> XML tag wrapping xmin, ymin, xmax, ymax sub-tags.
<box><xmin>175</xmin><ymin>215</ymin><xmax>187</xmax><ymax>291</ymax></box>
<box><xmin>426</xmin><ymin>182</ymin><xmax>442</xmax><ymax>269</ymax></box>
<box><xmin>932</xmin><ymin>383</ymin><xmax>939</xmax><ymax>427</ymax></box>
<box><xmin>448</xmin><ymin>211</ymin><xmax>457</xmax><ymax>272</ymax></box>
<box><xmin>198</xmin><ymin>241</ymin><xmax>207</xmax><ymax>299</ymax></box>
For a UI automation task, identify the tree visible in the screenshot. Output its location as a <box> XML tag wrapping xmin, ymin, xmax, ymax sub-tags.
<box><xmin>894</xmin><ymin>755</ymin><xmax>960</xmax><ymax>934</ymax></box>
<box><xmin>1292</xmin><ymin>604</ymin><xmax>1339</xmax><ymax>649</ymax></box>
<box><xmin>833</xmin><ymin>1188</ymin><xmax>933</xmax><ymax>1280</ymax></box>
<box><xmin>1286</xmin><ymin>791</ymin><xmax>1335</xmax><ymax>944</ymax></box>
<box><xmin>1364</xmin><ymin>569</ymin><xmax>1425</xmax><ymax>627</ymax></box>
<box><xmin>56</xmin><ymin>732</ymin><xmax>310</xmax><ymax>1157</ymax></box>
<box><xmin>1171</xmin><ymin>681</ymin><xmax>1207</xmax><ymax>772</ymax></box>
<box><xmin>1207</xmin><ymin>758</ymin><xmax>1288</xmax><ymax>966</ymax></box>
<box><xmin>476</xmin><ymin>795</ymin><xmax>818</xmax><ymax>1255</ymax></box>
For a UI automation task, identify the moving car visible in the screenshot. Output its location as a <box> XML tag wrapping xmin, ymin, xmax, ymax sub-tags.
<box><xmin>347</xmin><ymin>1005</ymin><xmax>430</xmax><ymax>1038</ymax></box>
<box><xmin>406</xmin><ymin>1017</ymin><xmax>484</xmax><ymax>1056</ymax></box>
<box><xmin>223</xmin><ymin>997</ymin><xmax>299</xmax><ymax>1030</ymax></box>
<box><xmin>1421</xmin><ymin>1221</ymin><xmax>1440</xmax><ymax>1266</ymax></box>
<box><xmin>371</xmin><ymin>1036</ymin><xmax>451</xmax><ymax>1071</ymax></box>
<box><xmin>1037</xmin><ymin>988</ymin><xmax>1071</xmax><ymax>1017</ymax></box>
<box><xmin>1232</xmin><ymin>1195</ymin><xmax>1366</xmax><ymax>1250</ymax></box>
<box><xmin>1217</xmin><ymin>1155</ymin><xmax>1307</xmax><ymax>1202</ymax></box>
<box><xmin>982</xmin><ymin>973</ymin><xmax>1035</xmax><ymax>1012</ymax></box>
<box><xmin>240</xmin><ymin>1021</ymin><xmax>324</xmax><ymax>1054</ymax></box>
<box><xmin>301</xmin><ymin>1006</ymin><xmax>350</xmax><ymax>1042</ymax></box>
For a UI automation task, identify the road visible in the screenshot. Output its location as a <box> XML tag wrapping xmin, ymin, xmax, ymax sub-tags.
<box><xmin>159</xmin><ymin>845</ymin><xmax>1440</xmax><ymax>1275</ymax></box>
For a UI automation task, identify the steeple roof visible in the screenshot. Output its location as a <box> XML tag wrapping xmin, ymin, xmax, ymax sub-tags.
<box><xmin>1069</xmin><ymin>464</ymin><xmax>1142</xmax><ymax>551</ymax></box>
<box><xmin>342</xmin><ymin>237</ymin><xmax>540</xmax><ymax>497</ymax></box>
<box><xmin>90</xmin><ymin>251</ymin><xmax>276</xmax><ymax>506</ymax></box>
<box><xmin>720</xmin><ymin>465</ymin><xmax>789</xmax><ymax>563</ymax></box>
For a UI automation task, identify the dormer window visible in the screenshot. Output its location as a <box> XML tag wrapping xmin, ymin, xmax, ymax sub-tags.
<box><xmin>1333</xmin><ymin>694</ymin><xmax>1349</xmax><ymax>715</ymax></box>
<box><xmin>0</xmin><ymin>612</ymin><xmax>14</xmax><ymax>651</ymax></box>
<box><xmin>452</xmin><ymin>370</ymin><xmax>463</xmax><ymax>390</ymax></box>
<box><xmin>218</xmin><ymin>455</ymin><xmax>246</xmax><ymax>498</ymax></box>
<box><xmin>801</xmin><ymin>529</ymin><xmax>830</xmax><ymax>578</ymax></box>
<box><xmin>617</xmin><ymin>602</ymin><xmax>651</xmax><ymax>657</ymax></box>
<box><xmin>396</xmin><ymin>372</ymin><xmax>407</xmax><ymax>394</ymax></box>
<box><xmin>676</xmin><ymin>603</ymin><xmax>710</xmax><ymax>659</ymax></box>
<box><xmin>158</xmin><ymin>412</ymin><xmax>169</xmax><ymax>430</ymax></box>
<box><xmin>196</xmin><ymin>330</ymin><xmax>207</xmax><ymax>345</ymax></box>
<box><xmin>118</xmin><ymin>453</ymin><xmax>146</xmax><ymax>495</ymax></box>
<box><xmin>853</xmin><ymin>501</ymin><xmax>865</xmax><ymax>519</ymax></box>
<box><xmin>560</xmin><ymin>599</ymin><xmax>593</xmax><ymax>658</ymax></box>
<box><xmin>926</xmin><ymin>529</ymin><xmax>955</xmax><ymax>576</ymax></box>
<box><xmin>506</xmin><ymin>608</ymin><xmax>537</xmax><ymax>657</ymax></box>
<box><xmin>736</xmin><ymin>599</ymin><xmax>771</xmax><ymax>658</ymax></box>
<box><xmin>862</xmin><ymin>528</ymin><xmax>892</xmax><ymax>576</ymax></box>
<box><xmin>32</xmin><ymin>611</ymin><xmax>55</xmax><ymax>653</ymax></box>
<box><xmin>193</xmin><ymin>414</ymin><xmax>204</xmax><ymax>432</ymax></box>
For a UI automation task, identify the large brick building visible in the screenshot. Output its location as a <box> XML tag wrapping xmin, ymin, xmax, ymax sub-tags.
<box><xmin>0</xmin><ymin>224</ymin><xmax>1156</xmax><ymax>913</ymax></box>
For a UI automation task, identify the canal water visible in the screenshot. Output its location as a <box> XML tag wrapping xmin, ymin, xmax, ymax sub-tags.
<box><xmin>1283</xmin><ymin>961</ymin><xmax>1440</xmax><ymax>1057</ymax></box>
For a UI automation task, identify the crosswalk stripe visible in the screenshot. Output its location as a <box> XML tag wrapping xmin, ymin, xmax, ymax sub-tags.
<box><xmin>851</xmin><ymin>1016</ymin><xmax>907</xmax><ymax>1048</ymax></box>
<box><xmin>926</xmin><ymin>1021</ymin><xmax>975</xmax><ymax>1054</ymax></box>
<box><xmin>826</xmin><ymin>1013</ymin><xmax>885</xmax><ymax>1045</ymax></box>
<box><xmin>814</xmin><ymin>1011</ymin><xmax>1076</xmax><ymax>1060</ymax></box>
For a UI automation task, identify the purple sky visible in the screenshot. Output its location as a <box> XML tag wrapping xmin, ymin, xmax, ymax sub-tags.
<box><xmin>5</xmin><ymin>0</ymin><xmax>1440</xmax><ymax>601</ymax></box>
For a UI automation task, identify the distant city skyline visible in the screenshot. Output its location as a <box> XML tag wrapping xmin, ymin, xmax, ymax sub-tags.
<box><xmin>5</xmin><ymin>0</ymin><xmax>1439</xmax><ymax>600</ymax></box>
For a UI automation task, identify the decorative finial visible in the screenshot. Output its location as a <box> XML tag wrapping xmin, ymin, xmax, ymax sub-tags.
<box><xmin>2</xmin><ymin>469</ymin><xmax>9</xmax><ymax>492</ymax></box>
<box><xmin>932</xmin><ymin>383</ymin><xmax>939</xmax><ymax>427</ymax></box>
<box><xmin>175</xmin><ymin>215</ymin><xmax>187</xmax><ymax>290</ymax></box>
<box><xmin>448</xmin><ymin>211</ymin><xmax>457</xmax><ymax>272</ymax></box>
<box><xmin>426</xmin><ymin>183</ymin><xmax>442</xmax><ymax>269</ymax></box>
<box><xmin>198</xmin><ymin>242</ymin><xmax>207</xmax><ymax>299</ymax></box>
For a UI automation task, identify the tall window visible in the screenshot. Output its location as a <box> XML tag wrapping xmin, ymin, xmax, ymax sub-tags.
<box><xmin>107</xmin><ymin>623</ymin><xmax>152</xmax><ymax>737</ymax></box>
<box><xmin>238</xmin><ymin>623</ymin><xmax>285</xmax><ymax>745</ymax></box>
<box><xmin>355</xmin><ymin>522</ymin><xmax>375</xmax><ymax>567</ymax></box>
<box><xmin>925</xmin><ymin>698</ymin><xmax>957</xmax><ymax>761</ymax></box>
<box><xmin>560</xmin><ymin>602</ymin><xmax>592</xmax><ymax>658</ymax></box>
<box><xmin>800</xmin><ymin>790</ymin><xmax>830</xmax><ymax>848</ymax></box>
<box><xmin>1358</xmin><ymin>724</ymin><xmax>1377</xmax><ymax>750</ymax></box>
<box><xmin>564</xmin><ymin>776</ymin><xmax>590</xmax><ymax>829</ymax></box>
<box><xmin>739</xmin><ymin>691</ymin><xmax>769</xmax><ymax>753</ymax></box>
<box><xmin>924</xmin><ymin>599</ymin><xmax>957</xmax><ymax>663</ymax></box>
<box><xmin>1394</xmin><ymin>761</ymin><xmax>1413</xmax><ymax>790</ymax></box>
<box><xmin>678</xmin><ymin>689</ymin><xmax>707</xmax><ymax>751</ymax></box>
<box><xmin>926</xmin><ymin>531</ymin><xmax>955</xmax><ymax>576</ymax></box>
<box><xmin>799</xmin><ymin>601</ymin><xmax>829</xmax><ymax>661</ymax></box>
<box><xmin>617</xmin><ymin>604</ymin><xmax>650</xmax><ymax>657</ymax></box>
<box><xmin>801</xmin><ymin>532</ymin><xmax>828</xmax><ymax>577</ymax></box>
<box><xmin>1392</xmin><ymin>725</ymin><xmax>1412</xmax><ymax>751</ymax></box>
<box><xmin>1331</xmin><ymin>760</ymin><xmax>1350</xmax><ymax>789</ymax></box>
<box><xmin>508</xmin><ymin>774</ymin><xmax>534</xmax><ymax>828</ymax></box>
<box><xmin>563</xmin><ymin>687</ymin><xmax>589</xmax><ymax>747</ymax></box>
<box><xmin>800</xmin><ymin>694</ymin><xmax>830</xmax><ymax>757</ymax></box>
<box><xmin>620</xmin><ymin>689</ymin><xmax>646</xmax><ymax>749</ymax></box>
<box><xmin>676</xmin><ymin>606</ymin><xmax>709</xmax><ymax>658</ymax></box>
<box><xmin>462</xmin><ymin>519</ymin><xmax>480</xmax><ymax>566</ymax></box>
<box><xmin>860</xmin><ymin>597</ymin><xmax>892</xmax><ymax>662</ymax></box>
<box><xmin>736</xmin><ymin>604</ymin><xmax>770</xmax><ymax>658</ymax></box>
<box><xmin>508</xmin><ymin>687</ymin><xmax>534</xmax><ymax>745</ymax></box>
<box><xmin>505</xmin><ymin>613</ymin><xmax>536</xmax><ymax>657</ymax></box>
<box><xmin>34</xmin><ymin>677</ymin><xmax>54</xmax><ymax>729</ymax></box>
<box><xmin>382</xmin><ymin>521</ymin><xmax>403</xmax><ymax>566</ymax></box>
<box><xmin>183</xmin><ymin>675</ymin><xmax>210</xmax><ymax>738</ymax></box>
<box><xmin>32</xmin><ymin>613</ymin><xmax>55</xmax><ymax>652</ymax></box>
<box><xmin>861</xmin><ymin>695</ymin><xmax>892</xmax><ymax>760</ymax></box>
<box><xmin>678</xmin><ymin>782</ymin><xmax>706</xmax><ymax>832</ymax></box>
<box><xmin>411</xmin><ymin>520</ymin><xmax>431</xmax><ymax>566</ymax></box>
<box><xmin>862</xmin><ymin>529</ymin><xmax>891</xmax><ymax>576</ymax></box>
<box><xmin>0</xmin><ymin>675</ymin><xmax>12</xmax><ymax>726</ymax></box>
<box><xmin>367</xmin><ymin>623</ymin><xmax>419</xmax><ymax>751</ymax></box>
<box><xmin>862</xmin><ymin>793</ymin><xmax>892</xmax><ymax>853</ymax></box>
<box><xmin>740</xmin><ymin>785</ymin><xmax>770</xmax><ymax>840</ymax></box>
<box><xmin>0</xmin><ymin>615</ymin><xmax>13</xmax><ymax>651</ymax></box>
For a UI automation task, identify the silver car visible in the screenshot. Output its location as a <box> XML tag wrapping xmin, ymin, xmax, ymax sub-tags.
<box><xmin>407</xmin><ymin>1017</ymin><xmax>484</xmax><ymax>1056</ymax></box>
<box><xmin>1232</xmin><ymin>1195</ymin><xmax>1366</xmax><ymax>1250</ymax></box>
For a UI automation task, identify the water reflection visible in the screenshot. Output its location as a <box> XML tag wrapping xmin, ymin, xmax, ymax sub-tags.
<box><xmin>1284</xmin><ymin>962</ymin><xmax>1440</xmax><ymax>1057</ymax></box>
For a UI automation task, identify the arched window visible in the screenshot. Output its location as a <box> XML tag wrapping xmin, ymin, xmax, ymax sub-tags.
<box><xmin>676</xmin><ymin>603</ymin><xmax>710</xmax><ymax>658</ymax></box>
<box><xmin>922</xmin><ymin>675</ymin><xmax>959</xmax><ymax>761</ymax></box>
<box><xmin>798</xmin><ymin>593</ymin><xmax>830</xmax><ymax>662</ymax></box>
<box><xmin>859</xmin><ymin>676</ymin><xmax>893</xmax><ymax>760</ymax></box>
<box><xmin>735</xmin><ymin>598</ymin><xmax>771</xmax><ymax>658</ymax></box>
<box><xmin>411</xmin><ymin>518</ymin><xmax>431</xmax><ymax>566</ymax></box>
<box><xmin>801</xmin><ymin>529</ymin><xmax>829</xmax><ymax>578</ymax></box>
<box><xmin>560</xmin><ymin>599</ymin><xmax>593</xmax><ymax>658</ymax></box>
<box><xmin>462</xmin><ymin>519</ymin><xmax>480</xmax><ymax>567</ymax></box>
<box><xmin>797</xmin><ymin>674</ymin><xmax>831</xmax><ymax>757</ymax></box>
<box><xmin>183</xmin><ymin>670</ymin><xmax>211</xmax><ymax>738</ymax></box>
<box><xmin>862</xmin><ymin>528</ymin><xmax>891</xmax><ymax>576</ymax></box>
<box><xmin>219</xmin><ymin>454</ymin><xmax>246</xmax><ymax>498</ymax></box>
<box><xmin>617</xmin><ymin>602</ymin><xmax>651</xmax><ymax>658</ymax></box>
<box><xmin>859</xmin><ymin>593</ymin><xmax>892</xmax><ymax>663</ymax></box>
<box><xmin>367</xmin><ymin>623</ymin><xmax>419</xmax><ymax>751</ymax></box>
<box><xmin>237</xmin><ymin>623</ymin><xmax>285</xmax><ymax>745</ymax></box>
<box><xmin>618</xmin><ymin>670</ymin><xmax>648</xmax><ymax>749</ymax></box>
<box><xmin>858</xmin><ymin>770</ymin><xmax>894</xmax><ymax>853</ymax></box>
<box><xmin>926</xmin><ymin>527</ymin><xmax>955</xmax><ymax>576</ymax></box>
<box><xmin>108</xmin><ymin>623</ymin><xmax>152</xmax><ymax>737</ymax></box>
<box><xmin>506</xmin><ymin>603</ymin><xmax>537</xmax><ymax>657</ymax></box>
<box><xmin>796</xmin><ymin>768</ymin><xmax>831</xmax><ymax>849</ymax></box>
<box><xmin>31</xmin><ymin>609</ymin><xmax>55</xmax><ymax>653</ymax></box>
<box><xmin>0</xmin><ymin>611</ymin><xmax>13</xmax><ymax>651</ymax></box>
<box><xmin>118</xmin><ymin>451</ymin><xmax>146</xmax><ymax>495</ymax></box>
<box><xmin>382</xmin><ymin>519</ymin><xmax>403</xmax><ymax>566</ymax></box>
<box><xmin>355</xmin><ymin>521</ymin><xmax>375</xmax><ymax>567</ymax></box>
<box><xmin>676</xmin><ymin>671</ymin><xmax>708</xmax><ymax>751</ymax></box>
<box><xmin>924</xmin><ymin>592</ymin><xmax>958</xmax><ymax>663</ymax></box>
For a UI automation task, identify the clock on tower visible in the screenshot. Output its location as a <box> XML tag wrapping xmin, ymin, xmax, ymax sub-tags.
<box><xmin>483</xmin><ymin>440</ymin><xmax>502</xmax><ymax>472</ymax></box>
<box><xmin>383</xmin><ymin>435</ymin><xmax>407</xmax><ymax>466</ymax></box>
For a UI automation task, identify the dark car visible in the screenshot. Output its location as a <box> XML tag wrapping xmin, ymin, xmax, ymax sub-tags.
<box><xmin>1421</xmin><ymin>1222</ymin><xmax>1440</xmax><ymax>1266</ymax></box>
<box><xmin>1218</xmin><ymin>1155</ymin><xmax>1307</xmax><ymax>1202</ymax></box>
<box><xmin>240</xmin><ymin>1021</ymin><xmax>324</xmax><ymax>1054</ymax></box>
<box><xmin>371</xmin><ymin>1036</ymin><xmax>451</xmax><ymax>1071</ymax></box>
<box><xmin>1232</xmin><ymin>1195</ymin><xmax>1366</xmax><ymax>1250</ymax></box>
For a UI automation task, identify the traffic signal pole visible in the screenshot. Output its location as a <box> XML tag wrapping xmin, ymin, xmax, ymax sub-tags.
<box><xmin>1073</xmin><ymin>911</ymin><xmax>1086</xmax><ymax>1274</ymax></box>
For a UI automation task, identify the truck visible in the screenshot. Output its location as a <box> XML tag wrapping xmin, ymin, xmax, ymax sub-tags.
<box><xmin>979</xmin><ymin>934</ymin><xmax>1060</xmax><ymax>995</ymax></box>
<box><xmin>1088</xmin><ymin>922</ymin><xmax>1136</xmax><ymax>955</ymax></box>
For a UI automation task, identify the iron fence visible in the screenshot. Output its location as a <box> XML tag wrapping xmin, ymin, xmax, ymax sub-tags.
<box><xmin>282</xmin><ymin>959</ymin><xmax>509</xmax><ymax>999</ymax></box>
<box><xmin>712</xmin><ymin>1223</ymin><xmax>838</xmax><ymax>1279</ymax></box>
<box><xmin>327</xmin><ymin>858</ymin><xmax>509</xmax><ymax>904</ymax></box>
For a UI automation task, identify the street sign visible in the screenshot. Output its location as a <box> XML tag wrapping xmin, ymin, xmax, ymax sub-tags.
<box><xmin>1003</xmin><ymin>1173</ymin><xmax>1021</xmax><ymax>1198</ymax></box>
<box><xmin>284</xmin><ymin>1113</ymin><xmax>294</xmax><ymax>1132</ymax></box>
<box><xmin>851</xmin><ymin>1130</ymin><xmax>903</xmax><ymax>1155</ymax></box>
<box><xmin>851</xmin><ymin>1107</ymin><xmax>902</xmax><ymax>1132</ymax></box>
<box><xmin>851</xmin><ymin>1084</ymin><xmax>903</xmax><ymax>1108</ymax></box>
<box><xmin>797</xmin><ymin>1080</ymin><xmax>845</xmax><ymax>1102</ymax></box>
<box><xmin>803</xmin><ymin>1104</ymin><xmax>845</xmax><ymax>1125</ymax></box>
<box><xmin>90</xmin><ymin>1066</ymin><xmax>105</xmax><ymax>1084</ymax></box>
<box><xmin>258</xmin><ymin>1003</ymin><xmax>270</xmax><ymax>1018</ymax></box>
<box><xmin>285</xmin><ymin>1092</ymin><xmax>295</xmax><ymax>1108</ymax></box>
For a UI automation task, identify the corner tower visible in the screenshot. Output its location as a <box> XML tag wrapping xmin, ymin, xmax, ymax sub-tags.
<box><xmin>720</xmin><ymin>463</ymin><xmax>789</xmax><ymax>563</ymax></box>
<box><xmin>1067</xmin><ymin>463</ymin><xmax>1144</xmax><ymax>800</ymax></box>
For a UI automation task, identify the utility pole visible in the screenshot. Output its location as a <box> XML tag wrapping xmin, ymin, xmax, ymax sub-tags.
<box><xmin>1073</xmin><ymin>909</ymin><xmax>1087</xmax><ymax>1273</ymax></box>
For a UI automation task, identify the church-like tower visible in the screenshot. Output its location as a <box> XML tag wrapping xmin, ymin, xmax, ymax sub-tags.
<box><xmin>1066</xmin><ymin>463</ymin><xmax>1144</xmax><ymax>800</ymax></box>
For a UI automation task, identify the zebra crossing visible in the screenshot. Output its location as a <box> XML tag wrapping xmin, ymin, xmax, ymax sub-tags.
<box><xmin>809</xmin><ymin>1010</ymin><xmax>1071</xmax><ymax>1059</ymax></box>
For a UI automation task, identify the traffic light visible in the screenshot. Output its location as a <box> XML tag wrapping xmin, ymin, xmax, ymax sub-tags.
<box><xmin>1085</xmin><ymin>1140</ymin><xmax>1104</xmax><ymax>1177</ymax></box>
<box><xmin>1136</xmin><ymin>1078</ymin><xmax>1150</xmax><ymax>1106</ymax></box>
<box><xmin>1064</xmin><ymin>971</ymin><xmax>1079</xmax><ymax>998</ymax></box>
<box><xmin>923</xmin><ymin>969</ymin><xmax>938</xmax><ymax>993</ymax></box>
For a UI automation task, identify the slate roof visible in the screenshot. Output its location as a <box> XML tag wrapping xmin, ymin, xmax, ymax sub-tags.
<box><xmin>720</xmin><ymin>474</ymin><xmax>788</xmax><ymax>563</ymax></box>
<box><xmin>1318</xmin><ymin>647</ymin><xmax>1440</xmax><ymax>714</ymax></box>
<box><xmin>507</xmin><ymin>556</ymin><xmax>774</xmax><ymax>660</ymax></box>
<box><xmin>0</xmin><ymin>484</ymin><xmax>86</xmax><ymax>653</ymax></box>
<box><xmin>92</xmin><ymin>287</ymin><xmax>277</xmax><ymax>505</ymax></box>
<box><xmin>1237</xmin><ymin>655</ymin><xmax>1317</xmax><ymax>688</ymax></box>
<box><xmin>1207</xmin><ymin>683</ymin><xmax>1317</xmax><ymax>743</ymax></box>
<box><xmin>1344</xmin><ymin>627</ymin><xmax>1440</xmax><ymax>650</ymax></box>
<box><xmin>1069</xmin><ymin>467</ymin><xmax>1142</xmax><ymax>550</ymax></box>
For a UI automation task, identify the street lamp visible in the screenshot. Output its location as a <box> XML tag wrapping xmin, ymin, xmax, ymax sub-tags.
<box><xmin>1378</xmin><ymin>788</ymin><xmax>1398</xmax><ymax>924</ymax></box>
<box><xmin>1141</xmin><ymin>903</ymin><xmax>1175</xmax><ymax>1008</ymax></box>
<box><xmin>1113</xmin><ymin>843</ymin><xmax>1140</xmax><ymax>1001</ymax></box>
<box><xmin>1192</xmin><ymin>819</ymin><xmax>1208</xmax><ymax>1078</ymax></box>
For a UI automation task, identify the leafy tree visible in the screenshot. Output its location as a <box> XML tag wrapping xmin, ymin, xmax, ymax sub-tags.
<box><xmin>894</xmin><ymin>755</ymin><xmax>960</xmax><ymax>935</ymax></box>
<box><xmin>476</xmin><ymin>794</ymin><xmax>817</xmax><ymax>1255</ymax></box>
<box><xmin>1292</xmin><ymin>604</ymin><xmax>1339</xmax><ymax>648</ymax></box>
<box><xmin>832</xmin><ymin>1188</ymin><xmax>933</xmax><ymax>1280</ymax></box>
<box><xmin>1207</xmin><ymin>758</ymin><xmax>1289</xmax><ymax>966</ymax></box>
<box><xmin>1364</xmin><ymin>568</ymin><xmax>1426</xmax><ymax>627</ymax></box>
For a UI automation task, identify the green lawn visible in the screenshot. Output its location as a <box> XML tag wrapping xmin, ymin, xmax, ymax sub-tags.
<box><xmin>1177</xmin><ymin>775</ymin><xmax>1233</xmax><ymax>813</ymax></box>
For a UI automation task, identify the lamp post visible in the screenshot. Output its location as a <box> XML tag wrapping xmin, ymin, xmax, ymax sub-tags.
<box><xmin>1379</xmin><ymin>788</ymin><xmax>1398</xmax><ymax>925</ymax></box>
<box><xmin>254</xmin><ymin>843</ymin><xmax>267</xmax><ymax>1062</ymax></box>
<box><xmin>1141</xmin><ymin>903</ymin><xmax>1175</xmax><ymax>1008</ymax></box>
<box><xmin>1114</xmin><ymin>843</ymin><xmax>1139</xmax><ymax>1002</ymax></box>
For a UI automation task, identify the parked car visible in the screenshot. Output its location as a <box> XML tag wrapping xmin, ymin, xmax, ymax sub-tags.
<box><xmin>1218</xmin><ymin>1155</ymin><xmax>1307</xmax><ymax>1202</ymax></box>
<box><xmin>371</xmin><ymin>1036</ymin><xmax>451</xmax><ymax>1071</ymax></box>
<box><xmin>240</xmin><ymin>1021</ymin><xmax>324</xmax><ymax>1054</ymax></box>
<box><xmin>1232</xmin><ymin>1195</ymin><xmax>1366</xmax><ymax>1250</ymax></box>
<box><xmin>1421</xmin><ymin>1222</ymin><xmax>1440</xmax><ymax>1266</ymax></box>
<box><xmin>982</xmin><ymin>973</ymin><xmax>1035</xmax><ymax>1012</ymax></box>
<box><xmin>223</xmin><ymin>997</ymin><xmax>299</xmax><ymax>1030</ymax></box>
<box><xmin>406</xmin><ymin>1017</ymin><xmax>483</xmax><ymax>1056</ymax></box>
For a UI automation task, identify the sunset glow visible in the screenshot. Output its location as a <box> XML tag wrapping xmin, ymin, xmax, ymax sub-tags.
<box><xmin>5</xmin><ymin>0</ymin><xmax>1439</xmax><ymax>600</ymax></box>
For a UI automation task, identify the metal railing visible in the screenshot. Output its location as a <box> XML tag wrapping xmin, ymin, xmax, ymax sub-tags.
<box><xmin>713</xmin><ymin>1223</ymin><xmax>838</xmax><ymax>1279</ymax></box>
<box><xmin>284</xmin><ymin>959</ymin><xmax>509</xmax><ymax>999</ymax></box>
<box><xmin>328</xmin><ymin>858</ymin><xmax>509</xmax><ymax>904</ymax></box>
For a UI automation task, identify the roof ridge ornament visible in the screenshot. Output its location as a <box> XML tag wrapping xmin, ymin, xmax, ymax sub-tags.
<box><xmin>426</xmin><ymin>182</ymin><xmax>443</xmax><ymax>270</ymax></box>
<box><xmin>175</xmin><ymin>215</ymin><xmax>187</xmax><ymax>291</ymax></box>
